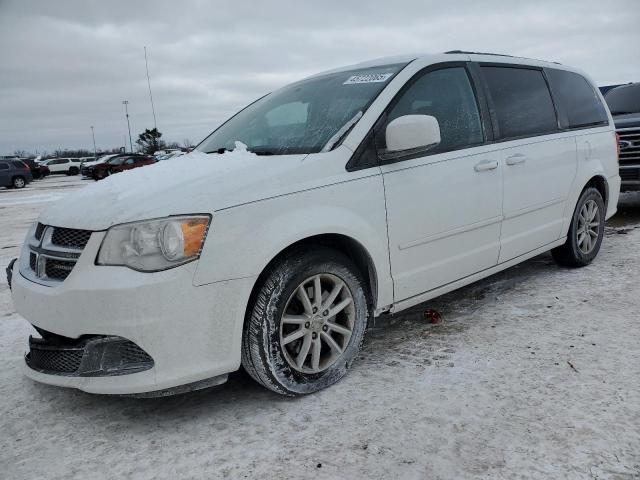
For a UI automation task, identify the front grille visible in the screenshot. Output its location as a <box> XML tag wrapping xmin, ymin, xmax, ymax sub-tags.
<box><xmin>25</xmin><ymin>224</ymin><xmax>93</xmax><ymax>285</ymax></box>
<box><xmin>26</xmin><ymin>332</ymin><xmax>155</xmax><ymax>377</ymax></box>
<box><xmin>27</xmin><ymin>346</ymin><xmax>83</xmax><ymax>374</ymax></box>
<box><xmin>618</xmin><ymin>127</ymin><xmax>640</xmax><ymax>166</ymax></box>
<box><xmin>620</xmin><ymin>168</ymin><xmax>640</xmax><ymax>181</ymax></box>
<box><xmin>35</xmin><ymin>222</ymin><xmax>45</xmax><ymax>240</ymax></box>
<box><xmin>44</xmin><ymin>258</ymin><xmax>76</xmax><ymax>281</ymax></box>
<box><xmin>51</xmin><ymin>227</ymin><xmax>92</xmax><ymax>249</ymax></box>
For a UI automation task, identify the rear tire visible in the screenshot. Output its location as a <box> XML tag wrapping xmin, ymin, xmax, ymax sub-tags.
<box><xmin>12</xmin><ymin>176</ymin><xmax>26</xmax><ymax>189</ymax></box>
<box><xmin>552</xmin><ymin>187</ymin><xmax>605</xmax><ymax>267</ymax></box>
<box><xmin>242</xmin><ymin>246</ymin><xmax>370</xmax><ymax>396</ymax></box>
<box><xmin>68</xmin><ymin>167</ymin><xmax>79</xmax><ymax>175</ymax></box>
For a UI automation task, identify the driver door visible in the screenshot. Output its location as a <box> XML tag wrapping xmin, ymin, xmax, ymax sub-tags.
<box><xmin>379</xmin><ymin>65</ymin><xmax>503</xmax><ymax>302</ymax></box>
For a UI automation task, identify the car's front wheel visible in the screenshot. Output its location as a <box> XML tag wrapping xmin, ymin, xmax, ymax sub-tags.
<box><xmin>242</xmin><ymin>247</ymin><xmax>370</xmax><ymax>395</ymax></box>
<box><xmin>552</xmin><ymin>187</ymin><xmax>605</xmax><ymax>267</ymax></box>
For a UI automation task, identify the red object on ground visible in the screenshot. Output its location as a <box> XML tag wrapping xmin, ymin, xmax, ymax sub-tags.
<box><xmin>424</xmin><ymin>309</ymin><xmax>442</xmax><ymax>324</ymax></box>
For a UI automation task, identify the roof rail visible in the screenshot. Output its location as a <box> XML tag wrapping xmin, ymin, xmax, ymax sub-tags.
<box><xmin>444</xmin><ymin>50</ymin><xmax>562</xmax><ymax>65</ymax></box>
<box><xmin>444</xmin><ymin>50</ymin><xmax>516</xmax><ymax>57</ymax></box>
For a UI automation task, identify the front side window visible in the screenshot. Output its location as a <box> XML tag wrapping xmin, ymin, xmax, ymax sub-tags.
<box><xmin>196</xmin><ymin>63</ymin><xmax>408</xmax><ymax>156</ymax></box>
<box><xmin>382</xmin><ymin>67</ymin><xmax>484</xmax><ymax>153</ymax></box>
<box><xmin>482</xmin><ymin>66</ymin><xmax>558</xmax><ymax>139</ymax></box>
<box><xmin>546</xmin><ymin>69</ymin><xmax>608</xmax><ymax>128</ymax></box>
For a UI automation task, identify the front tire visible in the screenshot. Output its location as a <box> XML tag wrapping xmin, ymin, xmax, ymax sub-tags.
<box><xmin>552</xmin><ymin>187</ymin><xmax>605</xmax><ymax>267</ymax></box>
<box><xmin>242</xmin><ymin>247</ymin><xmax>370</xmax><ymax>396</ymax></box>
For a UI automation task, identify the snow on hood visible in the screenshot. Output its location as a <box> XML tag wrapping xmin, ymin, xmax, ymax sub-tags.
<box><xmin>39</xmin><ymin>143</ymin><xmax>313</xmax><ymax>230</ymax></box>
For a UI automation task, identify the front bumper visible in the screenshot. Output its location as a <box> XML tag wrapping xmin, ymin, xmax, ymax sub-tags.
<box><xmin>11</xmin><ymin>235</ymin><xmax>256</xmax><ymax>395</ymax></box>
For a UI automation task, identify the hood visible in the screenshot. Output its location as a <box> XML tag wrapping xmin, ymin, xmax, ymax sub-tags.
<box><xmin>38</xmin><ymin>145</ymin><xmax>348</xmax><ymax>230</ymax></box>
<box><xmin>612</xmin><ymin>112</ymin><xmax>640</xmax><ymax>130</ymax></box>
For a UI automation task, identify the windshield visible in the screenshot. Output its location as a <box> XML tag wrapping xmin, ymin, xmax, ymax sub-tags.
<box><xmin>196</xmin><ymin>63</ymin><xmax>408</xmax><ymax>156</ymax></box>
<box><xmin>604</xmin><ymin>83</ymin><xmax>640</xmax><ymax>115</ymax></box>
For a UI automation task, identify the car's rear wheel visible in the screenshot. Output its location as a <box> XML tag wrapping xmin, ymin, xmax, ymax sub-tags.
<box><xmin>12</xmin><ymin>176</ymin><xmax>26</xmax><ymax>189</ymax></box>
<box><xmin>242</xmin><ymin>247</ymin><xmax>370</xmax><ymax>395</ymax></box>
<box><xmin>68</xmin><ymin>167</ymin><xmax>79</xmax><ymax>175</ymax></box>
<box><xmin>552</xmin><ymin>187</ymin><xmax>605</xmax><ymax>267</ymax></box>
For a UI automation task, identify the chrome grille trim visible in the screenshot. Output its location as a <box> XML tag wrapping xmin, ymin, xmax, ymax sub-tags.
<box><xmin>618</xmin><ymin>127</ymin><xmax>640</xmax><ymax>167</ymax></box>
<box><xmin>22</xmin><ymin>224</ymin><xmax>92</xmax><ymax>286</ymax></box>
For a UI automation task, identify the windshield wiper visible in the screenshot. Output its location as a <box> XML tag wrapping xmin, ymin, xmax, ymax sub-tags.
<box><xmin>321</xmin><ymin>111</ymin><xmax>363</xmax><ymax>153</ymax></box>
<box><xmin>204</xmin><ymin>147</ymin><xmax>232</xmax><ymax>154</ymax></box>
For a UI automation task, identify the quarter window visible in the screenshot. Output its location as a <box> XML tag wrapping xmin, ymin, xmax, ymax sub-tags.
<box><xmin>482</xmin><ymin>66</ymin><xmax>558</xmax><ymax>139</ymax></box>
<box><xmin>546</xmin><ymin>69</ymin><xmax>608</xmax><ymax>128</ymax></box>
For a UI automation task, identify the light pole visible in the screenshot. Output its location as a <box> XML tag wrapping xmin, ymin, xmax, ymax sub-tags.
<box><xmin>90</xmin><ymin>126</ymin><xmax>97</xmax><ymax>159</ymax></box>
<box><xmin>122</xmin><ymin>100</ymin><xmax>133</xmax><ymax>152</ymax></box>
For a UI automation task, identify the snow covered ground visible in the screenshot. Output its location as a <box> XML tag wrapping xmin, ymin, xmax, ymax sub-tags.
<box><xmin>1</xmin><ymin>176</ymin><xmax>639</xmax><ymax>479</ymax></box>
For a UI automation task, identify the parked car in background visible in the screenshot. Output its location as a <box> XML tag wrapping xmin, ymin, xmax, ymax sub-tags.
<box><xmin>153</xmin><ymin>149</ymin><xmax>181</xmax><ymax>159</ymax></box>
<box><xmin>42</xmin><ymin>158</ymin><xmax>82</xmax><ymax>175</ymax></box>
<box><xmin>0</xmin><ymin>159</ymin><xmax>32</xmax><ymax>188</ymax></box>
<box><xmin>81</xmin><ymin>154</ymin><xmax>118</xmax><ymax>177</ymax></box>
<box><xmin>91</xmin><ymin>154</ymin><xmax>155</xmax><ymax>180</ymax></box>
<box><xmin>156</xmin><ymin>151</ymin><xmax>186</xmax><ymax>161</ymax></box>
<box><xmin>20</xmin><ymin>158</ymin><xmax>49</xmax><ymax>179</ymax></box>
<box><xmin>8</xmin><ymin>52</ymin><xmax>619</xmax><ymax>397</ymax></box>
<box><xmin>603</xmin><ymin>82</ymin><xmax>640</xmax><ymax>191</ymax></box>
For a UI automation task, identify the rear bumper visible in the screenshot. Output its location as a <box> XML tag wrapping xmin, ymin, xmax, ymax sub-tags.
<box><xmin>11</xmin><ymin>240</ymin><xmax>256</xmax><ymax>394</ymax></box>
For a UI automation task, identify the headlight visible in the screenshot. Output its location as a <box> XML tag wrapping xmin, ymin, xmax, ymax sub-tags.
<box><xmin>97</xmin><ymin>215</ymin><xmax>211</xmax><ymax>271</ymax></box>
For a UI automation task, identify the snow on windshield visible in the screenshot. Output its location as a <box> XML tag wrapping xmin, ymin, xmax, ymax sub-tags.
<box><xmin>196</xmin><ymin>63</ymin><xmax>408</xmax><ymax>156</ymax></box>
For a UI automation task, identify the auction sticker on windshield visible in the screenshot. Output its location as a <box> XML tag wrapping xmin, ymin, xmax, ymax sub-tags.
<box><xmin>343</xmin><ymin>73</ymin><xmax>393</xmax><ymax>84</ymax></box>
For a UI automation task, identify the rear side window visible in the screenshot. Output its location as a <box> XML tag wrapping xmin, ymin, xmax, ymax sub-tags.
<box><xmin>0</xmin><ymin>162</ymin><xmax>9</xmax><ymax>170</ymax></box>
<box><xmin>547</xmin><ymin>69</ymin><xmax>608</xmax><ymax>128</ymax></box>
<box><xmin>384</xmin><ymin>67</ymin><xmax>484</xmax><ymax>153</ymax></box>
<box><xmin>482</xmin><ymin>66</ymin><xmax>558</xmax><ymax>139</ymax></box>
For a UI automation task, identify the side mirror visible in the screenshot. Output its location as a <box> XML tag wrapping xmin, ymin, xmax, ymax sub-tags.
<box><xmin>384</xmin><ymin>114</ymin><xmax>441</xmax><ymax>158</ymax></box>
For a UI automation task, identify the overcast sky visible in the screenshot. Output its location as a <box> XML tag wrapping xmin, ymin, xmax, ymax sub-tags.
<box><xmin>1</xmin><ymin>0</ymin><xmax>639</xmax><ymax>156</ymax></box>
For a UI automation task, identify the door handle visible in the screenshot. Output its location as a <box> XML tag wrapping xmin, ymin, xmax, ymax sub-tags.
<box><xmin>474</xmin><ymin>160</ymin><xmax>499</xmax><ymax>172</ymax></box>
<box><xmin>506</xmin><ymin>154</ymin><xmax>527</xmax><ymax>166</ymax></box>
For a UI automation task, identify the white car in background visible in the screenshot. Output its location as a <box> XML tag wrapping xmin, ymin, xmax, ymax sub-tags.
<box><xmin>9</xmin><ymin>51</ymin><xmax>619</xmax><ymax>397</ymax></box>
<box><xmin>41</xmin><ymin>158</ymin><xmax>81</xmax><ymax>175</ymax></box>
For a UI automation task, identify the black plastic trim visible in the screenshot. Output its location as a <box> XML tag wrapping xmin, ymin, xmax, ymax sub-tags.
<box><xmin>26</xmin><ymin>331</ymin><xmax>154</xmax><ymax>377</ymax></box>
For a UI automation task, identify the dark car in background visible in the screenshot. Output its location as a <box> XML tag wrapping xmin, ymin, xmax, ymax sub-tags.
<box><xmin>20</xmin><ymin>158</ymin><xmax>49</xmax><ymax>179</ymax></box>
<box><xmin>603</xmin><ymin>82</ymin><xmax>640</xmax><ymax>191</ymax></box>
<box><xmin>91</xmin><ymin>154</ymin><xmax>156</xmax><ymax>180</ymax></box>
<box><xmin>0</xmin><ymin>160</ymin><xmax>33</xmax><ymax>189</ymax></box>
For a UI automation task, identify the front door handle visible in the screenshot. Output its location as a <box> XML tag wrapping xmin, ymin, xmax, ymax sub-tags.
<box><xmin>506</xmin><ymin>154</ymin><xmax>527</xmax><ymax>166</ymax></box>
<box><xmin>474</xmin><ymin>160</ymin><xmax>499</xmax><ymax>172</ymax></box>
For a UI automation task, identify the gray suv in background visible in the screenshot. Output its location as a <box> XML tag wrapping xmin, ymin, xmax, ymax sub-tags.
<box><xmin>604</xmin><ymin>82</ymin><xmax>640</xmax><ymax>191</ymax></box>
<box><xmin>0</xmin><ymin>160</ymin><xmax>33</xmax><ymax>189</ymax></box>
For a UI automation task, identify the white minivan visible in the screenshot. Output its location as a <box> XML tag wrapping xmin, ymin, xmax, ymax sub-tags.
<box><xmin>8</xmin><ymin>52</ymin><xmax>620</xmax><ymax>396</ymax></box>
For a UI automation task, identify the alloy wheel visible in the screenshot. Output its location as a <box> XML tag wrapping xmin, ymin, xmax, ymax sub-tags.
<box><xmin>577</xmin><ymin>199</ymin><xmax>600</xmax><ymax>254</ymax></box>
<box><xmin>279</xmin><ymin>273</ymin><xmax>355</xmax><ymax>374</ymax></box>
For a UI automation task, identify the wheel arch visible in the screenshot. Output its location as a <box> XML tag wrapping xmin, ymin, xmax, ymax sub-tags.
<box><xmin>584</xmin><ymin>174</ymin><xmax>609</xmax><ymax>210</ymax></box>
<box><xmin>246</xmin><ymin>233</ymin><xmax>379</xmax><ymax>317</ymax></box>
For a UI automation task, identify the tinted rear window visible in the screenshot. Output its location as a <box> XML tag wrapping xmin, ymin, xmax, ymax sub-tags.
<box><xmin>482</xmin><ymin>66</ymin><xmax>558</xmax><ymax>139</ymax></box>
<box><xmin>547</xmin><ymin>69</ymin><xmax>608</xmax><ymax>128</ymax></box>
<box><xmin>604</xmin><ymin>83</ymin><xmax>640</xmax><ymax>115</ymax></box>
